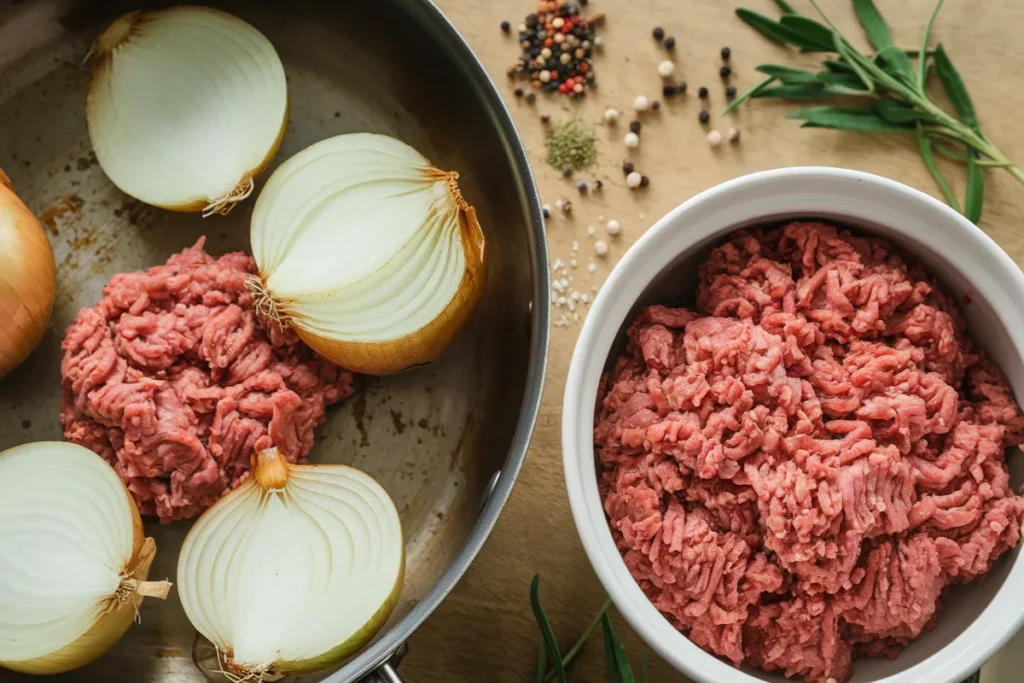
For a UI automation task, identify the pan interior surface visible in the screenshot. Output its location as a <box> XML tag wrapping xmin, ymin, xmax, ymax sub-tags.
<box><xmin>0</xmin><ymin>0</ymin><xmax>542</xmax><ymax>680</ymax></box>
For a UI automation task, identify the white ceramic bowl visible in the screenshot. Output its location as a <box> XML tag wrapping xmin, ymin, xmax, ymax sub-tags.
<box><xmin>562</xmin><ymin>167</ymin><xmax>1024</xmax><ymax>683</ymax></box>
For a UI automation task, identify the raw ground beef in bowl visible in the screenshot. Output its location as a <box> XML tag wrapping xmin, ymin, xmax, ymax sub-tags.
<box><xmin>60</xmin><ymin>238</ymin><xmax>354</xmax><ymax>523</ymax></box>
<box><xmin>595</xmin><ymin>221</ymin><xmax>1024</xmax><ymax>683</ymax></box>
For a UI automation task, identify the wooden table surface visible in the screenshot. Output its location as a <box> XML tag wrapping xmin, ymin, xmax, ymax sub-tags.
<box><xmin>403</xmin><ymin>0</ymin><xmax>1024</xmax><ymax>681</ymax></box>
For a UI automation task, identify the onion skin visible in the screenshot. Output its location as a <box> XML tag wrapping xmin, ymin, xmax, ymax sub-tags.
<box><xmin>86</xmin><ymin>7</ymin><xmax>289</xmax><ymax>214</ymax></box>
<box><xmin>0</xmin><ymin>169</ymin><xmax>55</xmax><ymax>381</ymax></box>
<box><xmin>296</xmin><ymin>202</ymin><xmax>487</xmax><ymax>376</ymax></box>
<box><xmin>0</xmin><ymin>472</ymin><xmax>165</xmax><ymax>675</ymax></box>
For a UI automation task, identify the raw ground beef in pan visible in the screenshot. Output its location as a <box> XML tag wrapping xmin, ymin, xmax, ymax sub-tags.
<box><xmin>60</xmin><ymin>238</ymin><xmax>354</xmax><ymax>523</ymax></box>
<box><xmin>596</xmin><ymin>222</ymin><xmax>1024</xmax><ymax>683</ymax></box>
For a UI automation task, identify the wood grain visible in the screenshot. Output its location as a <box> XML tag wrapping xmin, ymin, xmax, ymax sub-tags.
<box><xmin>405</xmin><ymin>1</ymin><xmax>1024</xmax><ymax>680</ymax></box>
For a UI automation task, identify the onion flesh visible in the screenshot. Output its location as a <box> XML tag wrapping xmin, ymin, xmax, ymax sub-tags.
<box><xmin>249</xmin><ymin>133</ymin><xmax>486</xmax><ymax>375</ymax></box>
<box><xmin>0</xmin><ymin>442</ymin><xmax>170</xmax><ymax>674</ymax></box>
<box><xmin>177</xmin><ymin>447</ymin><xmax>404</xmax><ymax>680</ymax></box>
<box><xmin>0</xmin><ymin>169</ymin><xmax>55</xmax><ymax>380</ymax></box>
<box><xmin>86</xmin><ymin>6</ymin><xmax>288</xmax><ymax>215</ymax></box>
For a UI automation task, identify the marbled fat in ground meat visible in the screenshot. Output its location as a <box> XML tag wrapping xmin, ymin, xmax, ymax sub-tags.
<box><xmin>596</xmin><ymin>222</ymin><xmax>1024</xmax><ymax>683</ymax></box>
<box><xmin>60</xmin><ymin>238</ymin><xmax>353</xmax><ymax>523</ymax></box>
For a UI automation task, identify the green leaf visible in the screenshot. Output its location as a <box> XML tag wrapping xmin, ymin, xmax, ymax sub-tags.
<box><xmin>919</xmin><ymin>0</ymin><xmax>945</xmax><ymax>88</ymax></box>
<box><xmin>872</xmin><ymin>99</ymin><xmax>931</xmax><ymax>123</ymax></box>
<box><xmin>853</xmin><ymin>0</ymin><xmax>893</xmax><ymax>49</ymax></box>
<box><xmin>755</xmin><ymin>64</ymin><xmax>820</xmax><ymax>84</ymax></box>
<box><xmin>816</xmin><ymin>71</ymin><xmax>867</xmax><ymax>88</ymax></box>
<box><xmin>824</xmin><ymin>59</ymin><xmax>856</xmax><ymax>74</ymax></box>
<box><xmin>601</xmin><ymin>612</ymin><xmax>636</xmax><ymax>683</ymax></box>
<box><xmin>916</xmin><ymin>123</ymin><xmax>960</xmax><ymax>211</ymax></box>
<box><xmin>735</xmin><ymin>8</ymin><xmax>833</xmax><ymax>51</ymax></box>
<box><xmin>874</xmin><ymin>46</ymin><xmax>916</xmax><ymax>86</ymax></box>
<box><xmin>787</xmin><ymin>105</ymin><xmax>915</xmax><ymax>132</ymax></box>
<box><xmin>833</xmin><ymin>30</ymin><xmax>876</xmax><ymax>94</ymax></box>
<box><xmin>934</xmin><ymin>44</ymin><xmax>979</xmax><ymax>131</ymax></box>
<box><xmin>530</xmin><ymin>576</ymin><xmax>567</xmax><ymax>683</ymax></box>
<box><xmin>773</xmin><ymin>0</ymin><xmax>797</xmax><ymax>13</ymax></box>
<box><xmin>536</xmin><ymin>637</ymin><xmax>548</xmax><ymax>683</ymax></box>
<box><xmin>778</xmin><ymin>14</ymin><xmax>835</xmax><ymax>51</ymax></box>
<box><xmin>754</xmin><ymin>83</ymin><xmax>867</xmax><ymax>100</ymax></box>
<box><xmin>721</xmin><ymin>75</ymin><xmax>775</xmax><ymax>115</ymax></box>
<box><xmin>965</xmin><ymin>149</ymin><xmax>985</xmax><ymax>223</ymax></box>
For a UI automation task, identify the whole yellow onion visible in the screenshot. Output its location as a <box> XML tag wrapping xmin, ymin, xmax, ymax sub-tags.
<box><xmin>0</xmin><ymin>169</ymin><xmax>55</xmax><ymax>380</ymax></box>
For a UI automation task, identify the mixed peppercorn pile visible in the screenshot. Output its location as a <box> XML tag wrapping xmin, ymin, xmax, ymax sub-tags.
<box><xmin>506</xmin><ymin>1</ymin><xmax>602</xmax><ymax>98</ymax></box>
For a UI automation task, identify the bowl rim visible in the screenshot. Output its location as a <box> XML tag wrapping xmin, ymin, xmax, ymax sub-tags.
<box><xmin>562</xmin><ymin>166</ymin><xmax>1024</xmax><ymax>683</ymax></box>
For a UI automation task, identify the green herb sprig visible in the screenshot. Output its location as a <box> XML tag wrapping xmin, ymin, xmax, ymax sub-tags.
<box><xmin>530</xmin><ymin>576</ymin><xmax>648</xmax><ymax>682</ymax></box>
<box><xmin>728</xmin><ymin>0</ymin><xmax>1022</xmax><ymax>223</ymax></box>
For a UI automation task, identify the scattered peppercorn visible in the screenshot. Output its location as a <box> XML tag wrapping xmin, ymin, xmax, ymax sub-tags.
<box><xmin>624</xmin><ymin>131</ymin><xmax>640</xmax><ymax>148</ymax></box>
<box><xmin>622</xmin><ymin>161</ymin><xmax>634</xmax><ymax>175</ymax></box>
<box><xmin>501</xmin><ymin>20</ymin><xmax>511</xmax><ymax>33</ymax></box>
<box><xmin>626</xmin><ymin>171</ymin><xmax>642</xmax><ymax>188</ymax></box>
<box><xmin>663</xmin><ymin>83</ymin><xmax>677</xmax><ymax>97</ymax></box>
<box><xmin>720</xmin><ymin>66</ymin><xmax>732</xmax><ymax>79</ymax></box>
<box><xmin>540</xmin><ymin>113</ymin><xmax>551</xmax><ymax>124</ymax></box>
<box><xmin>698</xmin><ymin>86</ymin><xmax>709</xmax><ymax>99</ymax></box>
<box><xmin>652</xmin><ymin>26</ymin><xmax>665</xmax><ymax>41</ymax></box>
<box><xmin>525</xmin><ymin>91</ymin><xmax>536</xmax><ymax>104</ymax></box>
<box><xmin>561</xmin><ymin>198</ymin><xmax>573</xmax><ymax>215</ymax></box>
<box><xmin>629</xmin><ymin>120</ymin><xmax>641</xmax><ymax>134</ymax></box>
<box><xmin>725</xmin><ymin>85</ymin><xmax>737</xmax><ymax>99</ymax></box>
<box><xmin>562</xmin><ymin>165</ymin><xmax>574</xmax><ymax>177</ymax></box>
<box><xmin>707</xmin><ymin>129</ymin><xmax>723</xmax><ymax>147</ymax></box>
<box><xmin>721</xmin><ymin>46</ymin><xmax>731</xmax><ymax>59</ymax></box>
<box><xmin>543</xmin><ymin>205</ymin><xmax>551</xmax><ymax>218</ymax></box>
<box><xmin>650</xmin><ymin>99</ymin><xmax>660</xmax><ymax>111</ymax></box>
<box><xmin>677</xmin><ymin>81</ymin><xmax>688</xmax><ymax>94</ymax></box>
<box><xmin>664</xmin><ymin>36</ymin><xmax>676</xmax><ymax>50</ymax></box>
<box><xmin>699</xmin><ymin>110</ymin><xmax>710</xmax><ymax>124</ymax></box>
<box><xmin>593</xmin><ymin>179</ymin><xmax>603</xmax><ymax>190</ymax></box>
<box><xmin>639</xmin><ymin>175</ymin><xmax>650</xmax><ymax>188</ymax></box>
<box><xmin>514</xmin><ymin>87</ymin><xmax>524</xmax><ymax>97</ymax></box>
<box><xmin>577</xmin><ymin>180</ymin><xmax>589</xmax><ymax>193</ymax></box>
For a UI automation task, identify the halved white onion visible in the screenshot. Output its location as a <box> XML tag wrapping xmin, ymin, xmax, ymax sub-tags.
<box><xmin>86</xmin><ymin>6</ymin><xmax>288</xmax><ymax>215</ymax></box>
<box><xmin>249</xmin><ymin>133</ymin><xmax>487</xmax><ymax>375</ymax></box>
<box><xmin>177</xmin><ymin>447</ymin><xmax>404</xmax><ymax>680</ymax></box>
<box><xmin>0</xmin><ymin>442</ymin><xmax>171</xmax><ymax>674</ymax></box>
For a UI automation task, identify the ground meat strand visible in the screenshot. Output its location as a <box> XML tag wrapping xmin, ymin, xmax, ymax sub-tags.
<box><xmin>60</xmin><ymin>238</ymin><xmax>353</xmax><ymax>523</ymax></box>
<box><xmin>596</xmin><ymin>222</ymin><xmax>1024</xmax><ymax>683</ymax></box>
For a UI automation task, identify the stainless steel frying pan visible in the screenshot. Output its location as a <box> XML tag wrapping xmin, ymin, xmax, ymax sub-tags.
<box><xmin>0</xmin><ymin>0</ymin><xmax>549</xmax><ymax>680</ymax></box>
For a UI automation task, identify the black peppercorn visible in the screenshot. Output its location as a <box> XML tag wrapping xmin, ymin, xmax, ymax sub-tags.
<box><xmin>652</xmin><ymin>26</ymin><xmax>665</xmax><ymax>41</ymax></box>
<box><xmin>501</xmin><ymin>20</ymin><xmax>511</xmax><ymax>33</ymax></box>
<box><xmin>698</xmin><ymin>86</ymin><xmax>709</xmax><ymax>99</ymax></box>
<box><xmin>540</xmin><ymin>113</ymin><xmax>551</xmax><ymax>124</ymax></box>
<box><xmin>525</xmin><ymin>91</ymin><xmax>536</xmax><ymax>104</ymax></box>
<box><xmin>725</xmin><ymin>85</ymin><xmax>737</xmax><ymax>99</ymax></box>
<box><xmin>622</xmin><ymin>161</ymin><xmax>634</xmax><ymax>175</ymax></box>
<box><xmin>542</xmin><ymin>206</ymin><xmax>551</xmax><ymax>218</ymax></box>
<box><xmin>663</xmin><ymin>83</ymin><xmax>677</xmax><ymax>97</ymax></box>
<box><xmin>677</xmin><ymin>81</ymin><xmax>688</xmax><ymax>94</ymax></box>
<box><xmin>513</xmin><ymin>87</ymin><xmax>524</xmax><ymax>97</ymax></box>
<box><xmin>593</xmin><ymin>179</ymin><xmax>602</xmax><ymax>190</ymax></box>
<box><xmin>629</xmin><ymin>120</ymin><xmax>641</xmax><ymax>134</ymax></box>
<box><xmin>651</xmin><ymin>99</ymin><xmax>660</xmax><ymax>111</ymax></box>
<box><xmin>720</xmin><ymin>66</ymin><xmax>732</xmax><ymax>79</ymax></box>
<box><xmin>577</xmin><ymin>180</ymin><xmax>589</xmax><ymax>193</ymax></box>
<box><xmin>721</xmin><ymin>46</ymin><xmax>731</xmax><ymax>59</ymax></box>
<box><xmin>526</xmin><ymin>13</ymin><xmax>538</xmax><ymax>27</ymax></box>
<box><xmin>640</xmin><ymin>175</ymin><xmax>650</xmax><ymax>188</ymax></box>
<box><xmin>562</xmin><ymin>165</ymin><xmax>573</xmax><ymax>177</ymax></box>
<box><xmin>664</xmin><ymin>36</ymin><xmax>676</xmax><ymax>50</ymax></box>
<box><xmin>580</xmin><ymin>0</ymin><xmax>589</xmax><ymax>4</ymax></box>
<box><xmin>699</xmin><ymin>110</ymin><xmax>710</xmax><ymax>124</ymax></box>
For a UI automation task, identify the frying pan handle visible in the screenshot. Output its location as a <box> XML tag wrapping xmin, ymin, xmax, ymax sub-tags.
<box><xmin>363</xmin><ymin>642</ymin><xmax>407</xmax><ymax>683</ymax></box>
